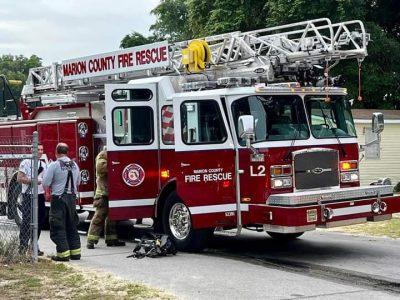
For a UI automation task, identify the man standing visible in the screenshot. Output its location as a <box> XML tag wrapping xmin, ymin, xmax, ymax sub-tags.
<box><xmin>17</xmin><ymin>143</ymin><xmax>47</xmax><ymax>256</ymax></box>
<box><xmin>43</xmin><ymin>143</ymin><xmax>81</xmax><ymax>261</ymax></box>
<box><xmin>87</xmin><ymin>149</ymin><xmax>125</xmax><ymax>249</ymax></box>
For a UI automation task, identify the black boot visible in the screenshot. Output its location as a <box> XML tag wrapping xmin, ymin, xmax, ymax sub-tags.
<box><xmin>51</xmin><ymin>256</ymin><xmax>70</xmax><ymax>262</ymax></box>
<box><xmin>87</xmin><ymin>241</ymin><xmax>95</xmax><ymax>249</ymax></box>
<box><xmin>70</xmin><ymin>254</ymin><xmax>81</xmax><ymax>260</ymax></box>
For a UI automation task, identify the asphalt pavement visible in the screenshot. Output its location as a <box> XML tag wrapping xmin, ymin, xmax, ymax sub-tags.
<box><xmin>34</xmin><ymin>222</ymin><xmax>400</xmax><ymax>300</ymax></box>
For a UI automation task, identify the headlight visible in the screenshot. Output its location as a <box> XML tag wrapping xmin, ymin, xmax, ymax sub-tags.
<box><xmin>271</xmin><ymin>177</ymin><xmax>292</xmax><ymax>189</ymax></box>
<box><xmin>341</xmin><ymin>171</ymin><xmax>359</xmax><ymax>182</ymax></box>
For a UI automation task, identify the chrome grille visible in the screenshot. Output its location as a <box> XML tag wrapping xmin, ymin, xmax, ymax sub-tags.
<box><xmin>293</xmin><ymin>148</ymin><xmax>339</xmax><ymax>190</ymax></box>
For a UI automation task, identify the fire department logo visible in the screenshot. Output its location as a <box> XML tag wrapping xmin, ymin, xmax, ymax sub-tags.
<box><xmin>78</xmin><ymin>122</ymin><xmax>88</xmax><ymax>138</ymax></box>
<box><xmin>122</xmin><ymin>164</ymin><xmax>145</xmax><ymax>187</ymax></box>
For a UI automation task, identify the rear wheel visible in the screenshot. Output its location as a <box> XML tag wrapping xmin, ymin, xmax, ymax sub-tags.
<box><xmin>267</xmin><ymin>231</ymin><xmax>304</xmax><ymax>240</ymax></box>
<box><xmin>163</xmin><ymin>192</ymin><xmax>212</xmax><ymax>252</ymax></box>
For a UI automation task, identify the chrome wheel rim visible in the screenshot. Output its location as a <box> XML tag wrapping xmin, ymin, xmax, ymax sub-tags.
<box><xmin>169</xmin><ymin>202</ymin><xmax>191</xmax><ymax>240</ymax></box>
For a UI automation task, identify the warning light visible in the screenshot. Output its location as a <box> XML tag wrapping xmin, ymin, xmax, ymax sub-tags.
<box><xmin>340</xmin><ymin>161</ymin><xmax>358</xmax><ymax>171</ymax></box>
<box><xmin>160</xmin><ymin>170</ymin><xmax>170</xmax><ymax>178</ymax></box>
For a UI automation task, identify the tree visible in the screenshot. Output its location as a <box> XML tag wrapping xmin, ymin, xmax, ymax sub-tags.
<box><xmin>146</xmin><ymin>0</ymin><xmax>268</xmax><ymax>41</ymax></box>
<box><xmin>266</xmin><ymin>0</ymin><xmax>365</xmax><ymax>26</ymax></box>
<box><xmin>198</xmin><ymin>0</ymin><xmax>268</xmax><ymax>36</ymax></box>
<box><xmin>150</xmin><ymin>0</ymin><xmax>191</xmax><ymax>42</ymax></box>
<box><xmin>0</xmin><ymin>55</ymin><xmax>42</xmax><ymax>116</ymax></box>
<box><xmin>366</xmin><ymin>0</ymin><xmax>400</xmax><ymax>40</ymax></box>
<box><xmin>266</xmin><ymin>0</ymin><xmax>400</xmax><ymax>109</ymax></box>
<box><xmin>120</xmin><ymin>32</ymin><xmax>156</xmax><ymax>48</ymax></box>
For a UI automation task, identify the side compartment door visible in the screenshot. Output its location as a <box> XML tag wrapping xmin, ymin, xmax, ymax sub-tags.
<box><xmin>105</xmin><ymin>84</ymin><xmax>159</xmax><ymax>220</ymax></box>
<box><xmin>173</xmin><ymin>95</ymin><xmax>237</xmax><ymax>229</ymax></box>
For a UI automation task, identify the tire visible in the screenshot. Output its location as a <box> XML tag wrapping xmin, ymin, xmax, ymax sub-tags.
<box><xmin>163</xmin><ymin>192</ymin><xmax>212</xmax><ymax>252</ymax></box>
<box><xmin>267</xmin><ymin>231</ymin><xmax>304</xmax><ymax>240</ymax></box>
<box><xmin>7</xmin><ymin>174</ymin><xmax>22</xmax><ymax>226</ymax></box>
<box><xmin>153</xmin><ymin>217</ymin><xmax>164</xmax><ymax>234</ymax></box>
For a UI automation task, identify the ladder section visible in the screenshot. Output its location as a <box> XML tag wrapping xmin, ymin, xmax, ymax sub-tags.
<box><xmin>22</xmin><ymin>18</ymin><xmax>368</xmax><ymax>98</ymax></box>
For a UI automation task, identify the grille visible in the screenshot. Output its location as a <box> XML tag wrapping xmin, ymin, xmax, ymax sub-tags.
<box><xmin>293</xmin><ymin>148</ymin><xmax>339</xmax><ymax>190</ymax></box>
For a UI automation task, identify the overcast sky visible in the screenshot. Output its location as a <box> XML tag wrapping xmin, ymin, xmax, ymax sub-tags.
<box><xmin>0</xmin><ymin>0</ymin><xmax>160</xmax><ymax>65</ymax></box>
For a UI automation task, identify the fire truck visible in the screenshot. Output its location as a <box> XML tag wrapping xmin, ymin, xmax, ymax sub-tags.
<box><xmin>1</xmin><ymin>18</ymin><xmax>400</xmax><ymax>251</ymax></box>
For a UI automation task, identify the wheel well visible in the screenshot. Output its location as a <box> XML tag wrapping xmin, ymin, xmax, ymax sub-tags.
<box><xmin>155</xmin><ymin>180</ymin><xmax>176</xmax><ymax>219</ymax></box>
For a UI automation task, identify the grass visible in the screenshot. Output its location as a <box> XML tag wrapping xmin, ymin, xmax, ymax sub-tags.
<box><xmin>325</xmin><ymin>215</ymin><xmax>400</xmax><ymax>239</ymax></box>
<box><xmin>0</xmin><ymin>259</ymin><xmax>175</xmax><ymax>300</ymax></box>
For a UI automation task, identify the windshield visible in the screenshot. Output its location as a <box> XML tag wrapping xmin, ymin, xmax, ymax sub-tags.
<box><xmin>232</xmin><ymin>95</ymin><xmax>309</xmax><ymax>144</ymax></box>
<box><xmin>305</xmin><ymin>95</ymin><xmax>357</xmax><ymax>138</ymax></box>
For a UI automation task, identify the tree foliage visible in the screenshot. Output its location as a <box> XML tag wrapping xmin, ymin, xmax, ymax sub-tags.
<box><xmin>189</xmin><ymin>0</ymin><xmax>268</xmax><ymax>37</ymax></box>
<box><xmin>150</xmin><ymin>0</ymin><xmax>191</xmax><ymax>41</ymax></box>
<box><xmin>0</xmin><ymin>55</ymin><xmax>42</xmax><ymax>116</ymax></box>
<box><xmin>266</xmin><ymin>0</ymin><xmax>400</xmax><ymax>109</ymax></box>
<box><xmin>120</xmin><ymin>0</ymin><xmax>400</xmax><ymax>109</ymax></box>
<box><xmin>120</xmin><ymin>32</ymin><xmax>156</xmax><ymax>48</ymax></box>
<box><xmin>366</xmin><ymin>0</ymin><xmax>400</xmax><ymax>40</ymax></box>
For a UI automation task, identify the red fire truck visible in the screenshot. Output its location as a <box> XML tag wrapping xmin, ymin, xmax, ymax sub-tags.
<box><xmin>1</xmin><ymin>18</ymin><xmax>400</xmax><ymax>251</ymax></box>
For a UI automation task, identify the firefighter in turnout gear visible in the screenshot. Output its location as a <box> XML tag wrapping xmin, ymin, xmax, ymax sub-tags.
<box><xmin>43</xmin><ymin>143</ymin><xmax>81</xmax><ymax>261</ymax></box>
<box><xmin>87</xmin><ymin>149</ymin><xmax>125</xmax><ymax>249</ymax></box>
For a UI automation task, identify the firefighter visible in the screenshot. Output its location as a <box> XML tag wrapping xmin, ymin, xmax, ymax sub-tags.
<box><xmin>87</xmin><ymin>148</ymin><xmax>125</xmax><ymax>249</ymax></box>
<box><xmin>43</xmin><ymin>143</ymin><xmax>81</xmax><ymax>261</ymax></box>
<box><xmin>17</xmin><ymin>143</ymin><xmax>47</xmax><ymax>256</ymax></box>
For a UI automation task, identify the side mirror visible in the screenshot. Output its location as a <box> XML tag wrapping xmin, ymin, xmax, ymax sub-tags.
<box><xmin>372</xmin><ymin>112</ymin><xmax>384</xmax><ymax>134</ymax></box>
<box><xmin>238</xmin><ymin>115</ymin><xmax>255</xmax><ymax>147</ymax></box>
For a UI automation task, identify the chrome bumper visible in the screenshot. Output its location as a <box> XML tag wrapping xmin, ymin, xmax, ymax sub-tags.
<box><xmin>267</xmin><ymin>185</ymin><xmax>394</xmax><ymax>206</ymax></box>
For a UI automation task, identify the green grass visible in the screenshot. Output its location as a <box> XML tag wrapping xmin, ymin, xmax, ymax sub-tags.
<box><xmin>0</xmin><ymin>259</ymin><xmax>175</xmax><ymax>299</ymax></box>
<box><xmin>327</xmin><ymin>216</ymin><xmax>400</xmax><ymax>238</ymax></box>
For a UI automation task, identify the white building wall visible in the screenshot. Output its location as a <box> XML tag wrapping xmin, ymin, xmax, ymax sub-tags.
<box><xmin>355</xmin><ymin>122</ymin><xmax>400</xmax><ymax>186</ymax></box>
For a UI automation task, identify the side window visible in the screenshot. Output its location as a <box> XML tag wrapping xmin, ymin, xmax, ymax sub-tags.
<box><xmin>111</xmin><ymin>88</ymin><xmax>153</xmax><ymax>101</ymax></box>
<box><xmin>112</xmin><ymin>107</ymin><xmax>153</xmax><ymax>145</ymax></box>
<box><xmin>181</xmin><ymin>100</ymin><xmax>227</xmax><ymax>144</ymax></box>
<box><xmin>161</xmin><ymin>105</ymin><xmax>174</xmax><ymax>145</ymax></box>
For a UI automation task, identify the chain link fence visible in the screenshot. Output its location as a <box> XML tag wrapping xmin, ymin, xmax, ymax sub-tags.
<box><xmin>0</xmin><ymin>132</ymin><xmax>39</xmax><ymax>263</ymax></box>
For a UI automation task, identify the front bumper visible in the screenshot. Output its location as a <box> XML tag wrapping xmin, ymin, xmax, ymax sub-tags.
<box><xmin>267</xmin><ymin>185</ymin><xmax>394</xmax><ymax>206</ymax></box>
<box><xmin>254</xmin><ymin>185</ymin><xmax>400</xmax><ymax>233</ymax></box>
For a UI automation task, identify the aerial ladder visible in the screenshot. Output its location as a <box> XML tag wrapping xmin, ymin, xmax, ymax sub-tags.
<box><xmin>21</xmin><ymin>18</ymin><xmax>368</xmax><ymax>105</ymax></box>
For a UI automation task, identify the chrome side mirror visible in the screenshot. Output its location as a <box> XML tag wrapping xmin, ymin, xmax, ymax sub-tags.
<box><xmin>238</xmin><ymin>115</ymin><xmax>255</xmax><ymax>148</ymax></box>
<box><xmin>372</xmin><ymin>112</ymin><xmax>384</xmax><ymax>134</ymax></box>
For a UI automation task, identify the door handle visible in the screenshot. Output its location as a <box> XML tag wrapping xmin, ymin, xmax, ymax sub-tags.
<box><xmin>111</xmin><ymin>161</ymin><xmax>120</xmax><ymax>165</ymax></box>
<box><xmin>180</xmin><ymin>162</ymin><xmax>191</xmax><ymax>167</ymax></box>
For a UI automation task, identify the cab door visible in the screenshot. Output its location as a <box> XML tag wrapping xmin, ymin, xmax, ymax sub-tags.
<box><xmin>173</xmin><ymin>95</ymin><xmax>237</xmax><ymax>229</ymax></box>
<box><xmin>105</xmin><ymin>83</ymin><xmax>159</xmax><ymax>220</ymax></box>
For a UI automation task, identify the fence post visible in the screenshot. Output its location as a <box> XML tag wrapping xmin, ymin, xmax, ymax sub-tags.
<box><xmin>32</xmin><ymin>132</ymin><xmax>38</xmax><ymax>262</ymax></box>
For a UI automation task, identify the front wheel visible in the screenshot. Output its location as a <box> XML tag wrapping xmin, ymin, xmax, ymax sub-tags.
<box><xmin>163</xmin><ymin>192</ymin><xmax>212</xmax><ymax>252</ymax></box>
<box><xmin>267</xmin><ymin>231</ymin><xmax>304</xmax><ymax>240</ymax></box>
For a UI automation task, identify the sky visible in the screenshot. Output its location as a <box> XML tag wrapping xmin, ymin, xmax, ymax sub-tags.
<box><xmin>0</xmin><ymin>0</ymin><xmax>160</xmax><ymax>65</ymax></box>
